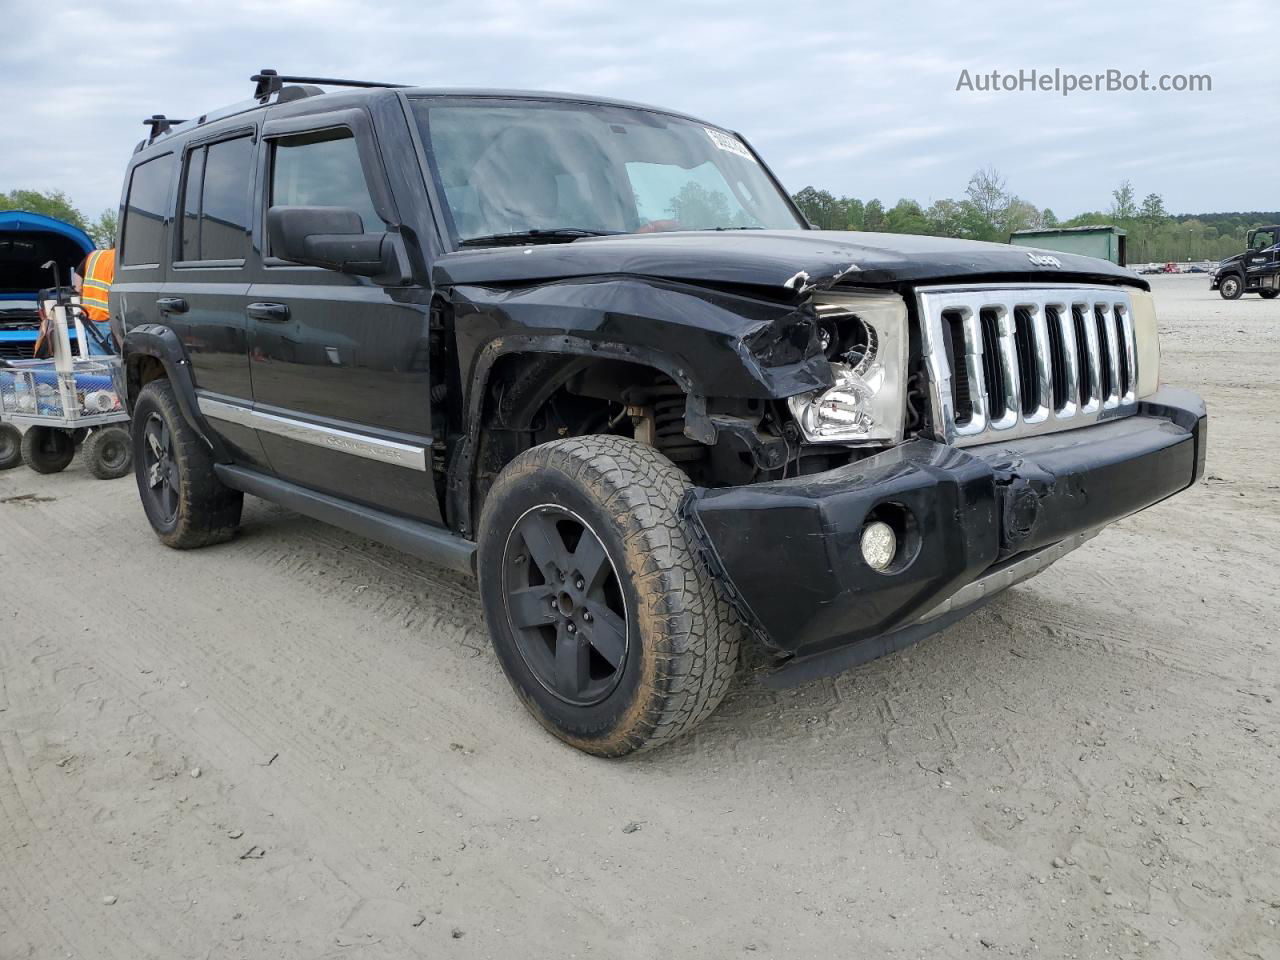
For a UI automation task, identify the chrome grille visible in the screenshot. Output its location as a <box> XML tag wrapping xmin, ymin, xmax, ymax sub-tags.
<box><xmin>919</xmin><ymin>285</ymin><xmax>1138</xmax><ymax>446</ymax></box>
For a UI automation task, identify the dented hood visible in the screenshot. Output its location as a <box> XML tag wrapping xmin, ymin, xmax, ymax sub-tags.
<box><xmin>433</xmin><ymin>229</ymin><xmax>1144</xmax><ymax>293</ymax></box>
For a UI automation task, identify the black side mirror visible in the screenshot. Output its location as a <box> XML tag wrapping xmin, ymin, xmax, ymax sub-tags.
<box><xmin>267</xmin><ymin>206</ymin><xmax>409</xmax><ymax>283</ymax></box>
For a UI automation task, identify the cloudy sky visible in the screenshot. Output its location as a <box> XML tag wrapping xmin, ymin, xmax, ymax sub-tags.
<box><xmin>2</xmin><ymin>0</ymin><xmax>1274</xmax><ymax>221</ymax></box>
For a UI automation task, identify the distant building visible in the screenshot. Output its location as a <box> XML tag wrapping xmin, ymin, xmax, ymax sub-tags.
<box><xmin>1010</xmin><ymin>225</ymin><xmax>1128</xmax><ymax>266</ymax></box>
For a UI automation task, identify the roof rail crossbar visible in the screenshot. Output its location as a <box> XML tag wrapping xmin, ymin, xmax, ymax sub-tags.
<box><xmin>143</xmin><ymin>115</ymin><xmax>189</xmax><ymax>142</ymax></box>
<box><xmin>251</xmin><ymin>69</ymin><xmax>407</xmax><ymax>102</ymax></box>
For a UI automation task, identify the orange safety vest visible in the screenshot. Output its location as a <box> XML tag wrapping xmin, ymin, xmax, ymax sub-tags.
<box><xmin>80</xmin><ymin>248</ymin><xmax>115</xmax><ymax>324</ymax></box>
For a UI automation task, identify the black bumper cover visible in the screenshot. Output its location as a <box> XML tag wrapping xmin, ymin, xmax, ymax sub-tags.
<box><xmin>687</xmin><ymin>387</ymin><xmax>1207</xmax><ymax>667</ymax></box>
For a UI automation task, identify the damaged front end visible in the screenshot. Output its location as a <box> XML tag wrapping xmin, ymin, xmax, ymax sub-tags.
<box><xmin>684</xmin><ymin>388</ymin><xmax>1207</xmax><ymax>684</ymax></box>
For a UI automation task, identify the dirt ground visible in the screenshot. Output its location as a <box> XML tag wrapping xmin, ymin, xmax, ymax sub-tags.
<box><xmin>1</xmin><ymin>273</ymin><xmax>1276</xmax><ymax>960</ymax></box>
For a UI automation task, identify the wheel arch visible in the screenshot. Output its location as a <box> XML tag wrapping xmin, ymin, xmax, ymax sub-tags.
<box><xmin>446</xmin><ymin>335</ymin><xmax>700</xmax><ymax>538</ymax></box>
<box><xmin>123</xmin><ymin>324</ymin><xmax>229</xmax><ymax>461</ymax></box>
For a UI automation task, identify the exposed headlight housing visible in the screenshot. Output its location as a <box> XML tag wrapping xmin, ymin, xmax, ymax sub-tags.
<box><xmin>1128</xmin><ymin>288</ymin><xmax>1161</xmax><ymax>398</ymax></box>
<box><xmin>787</xmin><ymin>292</ymin><xmax>908</xmax><ymax>445</ymax></box>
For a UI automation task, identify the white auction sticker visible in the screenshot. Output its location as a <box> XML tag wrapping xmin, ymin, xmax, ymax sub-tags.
<box><xmin>704</xmin><ymin>128</ymin><xmax>755</xmax><ymax>162</ymax></box>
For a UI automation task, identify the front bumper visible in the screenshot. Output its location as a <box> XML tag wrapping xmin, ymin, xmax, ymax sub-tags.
<box><xmin>686</xmin><ymin>387</ymin><xmax>1207</xmax><ymax>677</ymax></box>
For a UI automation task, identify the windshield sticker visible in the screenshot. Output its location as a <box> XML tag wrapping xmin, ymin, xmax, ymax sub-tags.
<box><xmin>704</xmin><ymin>128</ymin><xmax>756</xmax><ymax>163</ymax></box>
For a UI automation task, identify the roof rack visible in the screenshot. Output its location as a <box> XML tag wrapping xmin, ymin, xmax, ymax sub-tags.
<box><xmin>251</xmin><ymin>68</ymin><xmax>407</xmax><ymax>102</ymax></box>
<box><xmin>143</xmin><ymin>115</ymin><xmax>188</xmax><ymax>142</ymax></box>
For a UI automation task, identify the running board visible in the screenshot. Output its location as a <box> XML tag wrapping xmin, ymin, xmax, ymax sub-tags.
<box><xmin>214</xmin><ymin>464</ymin><xmax>476</xmax><ymax>576</ymax></box>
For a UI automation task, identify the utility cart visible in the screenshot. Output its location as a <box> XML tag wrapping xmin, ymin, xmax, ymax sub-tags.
<box><xmin>0</xmin><ymin>281</ymin><xmax>132</xmax><ymax>479</ymax></box>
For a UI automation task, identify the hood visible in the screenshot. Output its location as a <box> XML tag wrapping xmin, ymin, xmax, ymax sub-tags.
<box><xmin>1</xmin><ymin>210</ymin><xmax>95</xmax><ymax>298</ymax></box>
<box><xmin>433</xmin><ymin>229</ymin><xmax>1144</xmax><ymax>294</ymax></box>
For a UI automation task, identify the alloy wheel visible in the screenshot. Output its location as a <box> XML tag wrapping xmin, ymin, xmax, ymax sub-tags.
<box><xmin>501</xmin><ymin>504</ymin><xmax>629</xmax><ymax>706</ymax></box>
<box><xmin>143</xmin><ymin>413</ymin><xmax>180</xmax><ymax>523</ymax></box>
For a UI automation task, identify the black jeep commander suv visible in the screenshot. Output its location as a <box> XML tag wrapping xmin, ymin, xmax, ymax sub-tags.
<box><xmin>114</xmin><ymin>71</ymin><xmax>1206</xmax><ymax>755</ymax></box>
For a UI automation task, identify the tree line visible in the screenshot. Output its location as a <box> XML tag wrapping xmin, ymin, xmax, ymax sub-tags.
<box><xmin>792</xmin><ymin>170</ymin><xmax>1279</xmax><ymax>264</ymax></box>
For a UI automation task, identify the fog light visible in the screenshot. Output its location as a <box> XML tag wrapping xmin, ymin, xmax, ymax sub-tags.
<box><xmin>860</xmin><ymin>520</ymin><xmax>897</xmax><ymax>572</ymax></box>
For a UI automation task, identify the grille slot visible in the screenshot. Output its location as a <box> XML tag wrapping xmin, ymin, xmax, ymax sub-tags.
<box><xmin>941</xmin><ymin>310</ymin><xmax>972</xmax><ymax>425</ymax></box>
<box><xmin>1114</xmin><ymin>308</ymin><xmax>1132</xmax><ymax>397</ymax></box>
<box><xmin>1072</xmin><ymin>306</ymin><xmax>1094</xmax><ymax>409</ymax></box>
<box><xmin>1013</xmin><ymin>306</ymin><xmax>1038</xmax><ymax>417</ymax></box>
<box><xmin>920</xmin><ymin>286</ymin><xmax>1139</xmax><ymax>446</ymax></box>
<box><xmin>978</xmin><ymin>308</ymin><xmax>1006</xmax><ymax>422</ymax></box>
<box><xmin>1045</xmin><ymin>306</ymin><xmax>1069</xmax><ymax>412</ymax></box>
<box><xmin>1094</xmin><ymin>306</ymin><xmax>1114</xmax><ymax>402</ymax></box>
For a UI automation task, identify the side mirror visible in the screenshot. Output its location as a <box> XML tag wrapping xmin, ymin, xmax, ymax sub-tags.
<box><xmin>266</xmin><ymin>206</ymin><xmax>409</xmax><ymax>283</ymax></box>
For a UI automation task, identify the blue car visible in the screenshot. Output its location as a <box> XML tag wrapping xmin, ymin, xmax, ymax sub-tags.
<box><xmin>0</xmin><ymin>210</ymin><xmax>105</xmax><ymax>360</ymax></box>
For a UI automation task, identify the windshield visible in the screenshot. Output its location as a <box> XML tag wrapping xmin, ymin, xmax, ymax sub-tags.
<box><xmin>411</xmin><ymin>98</ymin><xmax>803</xmax><ymax>245</ymax></box>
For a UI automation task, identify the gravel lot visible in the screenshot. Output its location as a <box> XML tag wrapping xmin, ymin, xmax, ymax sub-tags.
<box><xmin>1</xmin><ymin>273</ymin><xmax>1276</xmax><ymax>959</ymax></box>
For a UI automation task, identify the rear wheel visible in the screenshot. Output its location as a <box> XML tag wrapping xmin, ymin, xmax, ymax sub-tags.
<box><xmin>132</xmin><ymin>379</ymin><xmax>242</xmax><ymax>548</ymax></box>
<box><xmin>84</xmin><ymin>425</ymin><xmax>133</xmax><ymax>480</ymax></box>
<box><xmin>1219</xmin><ymin>275</ymin><xmax>1243</xmax><ymax>300</ymax></box>
<box><xmin>477</xmin><ymin>435</ymin><xmax>742</xmax><ymax>757</ymax></box>
<box><xmin>20</xmin><ymin>426</ymin><xmax>75</xmax><ymax>474</ymax></box>
<box><xmin>1259</xmin><ymin>289</ymin><xmax>1279</xmax><ymax>300</ymax></box>
<box><xmin>0</xmin><ymin>424</ymin><xmax>21</xmax><ymax>470</ymax></box>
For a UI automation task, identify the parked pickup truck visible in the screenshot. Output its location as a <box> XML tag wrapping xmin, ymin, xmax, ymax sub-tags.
<box><xmin>115</xmin><ymin>71</ymin><xmax>1207</xmax><ymax>755</ymax></box>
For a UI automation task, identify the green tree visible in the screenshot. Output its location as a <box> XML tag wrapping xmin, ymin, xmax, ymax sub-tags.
<box><xmin>965</xmin><ymin>166</ymin><xmax>1009</xmax><ymax>226</ymax></box>
<box><xmin>0</xmin><ymin>188</ymin><xmax>89</xmax><ymax>231</ymax></box>
<box><xmin>862</xmin><ymin>199</ymin><xmax>886</xmax><ymax>232</ymax></box>
<box><xmin>88</xmin><ymin>209</ymin><xmax>118</xmax><ymax>248</ymax></box>
<box><xmin>885</xmin><ymin>199</ymin><xmax>930</xmax><ymax>235</ymax></box>
<box><xmin>1110</xmin><ymin>180</ymin><xmax>1137</xmax><ymax>220</ymax></box>
<box><xmin>1140</xmin><ymin>193</ymin><xmax>1167</xmax><ymax>223</ymax></box>
<box><xmin>1042</xmin><ymin>208</ymin><xmax>1058</xmax><ymax>228</ymax></box>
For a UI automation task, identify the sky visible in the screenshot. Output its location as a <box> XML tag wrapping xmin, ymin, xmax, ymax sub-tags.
<box><xmin>2</xmin><ymin>0</ymin><xmax>1275</xmax><ymax>221</ymax></box>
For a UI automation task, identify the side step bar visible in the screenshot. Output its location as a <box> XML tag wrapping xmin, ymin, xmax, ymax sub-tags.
<box><xmin>214</xmin><ymin>465</ymin><xmax>476</xmax><ymax>577</ymax></box>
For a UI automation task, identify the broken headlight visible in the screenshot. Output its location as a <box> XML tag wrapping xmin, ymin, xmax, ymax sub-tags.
<box><xmin>787</xmin><ymin>292</ymin><xmax>908</xmax><ymax>445</ymax></box>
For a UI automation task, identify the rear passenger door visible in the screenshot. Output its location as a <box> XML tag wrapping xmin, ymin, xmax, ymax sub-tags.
<box><xmin>247</xmin><ymin>112</ymin><xmax>438</xmax><ymax>523</ymax></box>
<box><xmin>169</xmin><ymin>129</ymin><xmax>269</xmax><ymax>468</ymax></box>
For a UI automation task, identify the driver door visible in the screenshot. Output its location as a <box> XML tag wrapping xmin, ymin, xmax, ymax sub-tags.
<box><xmin>246</xmin><ymin>110</ymin><xmax>440</xmax><ymax>523</ymax></box>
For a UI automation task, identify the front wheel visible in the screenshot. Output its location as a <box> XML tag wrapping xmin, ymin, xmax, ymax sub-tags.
<box><xmin>0</xmin><ymin>424</ymin><xmax>21</xmax><ymax>470</ymax></box>
<box><xmin>477</xmin><ymin>435</ymin><xmax>742</xmax><ymax>757</ymax></box>
<box><xmin>1219</xmin><ymin>275</ymin><xmax>1243</xmax><ymax>300</ymax></box>
<box><xmin>132</xmin><ymin>379</ymin><xmax>243</xmax><ymax>548</ymax></box>
<box><xmin>21</xmin><ymin>426</ymin><xmax>75</xmax><ymax>474</ymax></box>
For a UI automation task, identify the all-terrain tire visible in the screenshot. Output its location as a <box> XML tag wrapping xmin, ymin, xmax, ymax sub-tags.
<box><xmin>0</xmin><ymin>424</ymin><xmax>21</xmax><ymax>470</ymax></box>
<box><xmin>1219</xmin><ymin>275</ymin><xmax>1243</xmax><ymax>300</ymax></box>
<box><xmin>132</xmin><ymin>379</ymin><xmax>242</xmax><ymax>548</ymax></box>
<box><xmin>21</xmin><ymin>426</ymin><xmax>75</xmax><ymax>474</ymax></box>
<box><xmin>84</xmin><ymin>425</ymin><xmax>133</xmax><ymax>480</ymax></box>
<box><xmin>477</xmin><ymin>435</ymin><xmax>743</xmax><ymax>757</ymax></box>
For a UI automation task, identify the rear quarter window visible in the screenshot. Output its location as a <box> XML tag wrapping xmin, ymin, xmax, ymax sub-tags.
<box><xmin>121</xmin><ymin>153</ymin><xmax>176</xmax><ymax>266</ymax></box>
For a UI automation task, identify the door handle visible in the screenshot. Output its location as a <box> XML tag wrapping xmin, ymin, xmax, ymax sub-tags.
<box><xmin>156</xmin><ymin>297</ymin><xmax>188</xmax><ymax>314</ymax></box>
<box><xmin>246</xmin><ymin>302</ymin><xmax>291</xmax><ymax>322</ymax></box>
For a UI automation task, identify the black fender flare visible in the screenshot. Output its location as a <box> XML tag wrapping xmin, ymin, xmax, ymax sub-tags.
<box><xmin>123</xmin><ymin>324</ymin><xmax>230</xmax><ymax>461</ymax></box>
<box><xmin>446</xmin><ymin>334</ymin><xmax>699</xmax><ymax>537</ymax></box>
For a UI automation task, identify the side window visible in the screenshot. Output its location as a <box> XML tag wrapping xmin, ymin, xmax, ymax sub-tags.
<box><xmin>121</xmin><ymin>153</ymin><xmax>176</xmax><ymax>266</ymax></box>
<box><xmin>269</xmin><ymin>130</ymin><xmax>381</xmax><ymax>240</ymax></box>
<box><xmin>177</xmin><ymin>135</ymin><xmax>254</xmax><ymax>263</ymax></box>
